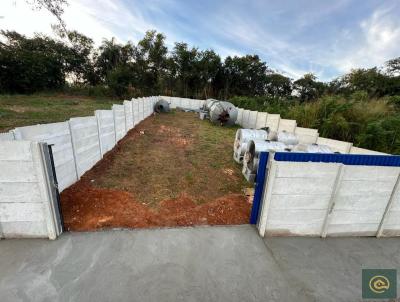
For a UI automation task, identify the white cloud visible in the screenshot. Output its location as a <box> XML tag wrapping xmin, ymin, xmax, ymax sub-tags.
<box><xmin>330</xmin><ymin>6</ymin><xmax>400</xmax><ymax>73</ymax></box>
<box><xmin>1</xmin><ymin>0</ymin><xmax>399</xmax><ymax>81</ymax></box>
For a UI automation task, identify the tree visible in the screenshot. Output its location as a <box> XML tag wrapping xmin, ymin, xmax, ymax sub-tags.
<box><xmin>293</xmin><ymin>73</ymin><xmax>325</xmax><ymax>102</ymax></box>
<box><xmin>386</xmin><ymin>57</ymin><xmax>400</xmax><ymax>76</ymax></box>
<box><xmin>107</xmin><ymin>65</ymin><xmax>132</xmax><ymax>97</ymax></box>
<box><xmin>197</xmin><ymin>50</ymin><xmax>222</xmax><ymax>98</ymax></box>
<box><xmin>344</xmin><ymin>68</ymin><xmax>387</xmax><ymax>97</ymax></box>
<box><xmin>64</xmin><ymin>30</ymin><xmax>97</xmax><ymax>84</ymax></box>
<box><xmin>171</xmin><ymin>42</ymin><xmax>200</xmax><ymax>97</ymax></box>
<box><xmin>0</xmin><ymin>30</ymin><xmax>70</xmax><ymax>93</ymax></box>
<box><xmin>95</xmin><ymin>38</ymin><xmax>134</xmax><ymax>81</ymax></box>
<box><xmin>26</xmin><ymin>0</ymin><xmax>68</xmax><ymax>30</ymax></box>
<box><xmin>265</xmin><ymin>73</ymin><xmax>292</xmax><ymax>98</ymax></box>
<box><xmin>223</xmin><ymin>55</ymin><xmax>268</xmax><ymax>98</ymax></box>
<box><xmin>134</xmin><ymin>30</ymin><xmax>168</xmax><ymax>94</ymax></box>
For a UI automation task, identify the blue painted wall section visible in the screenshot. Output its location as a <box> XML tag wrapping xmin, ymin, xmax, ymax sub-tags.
<box><xmin>273</xmin><ymin>152</ymin><xmax>400</xmax><ymax>167</ymax></box>
<box><xmin>250</xmin><ymin>152</ymin><xmax>269</xmax><ymax>224</ymax></box>
<box><xmin>249</xmin><ymin>151</ymin><xmax>400</xmax><ymax>225</ymax></box>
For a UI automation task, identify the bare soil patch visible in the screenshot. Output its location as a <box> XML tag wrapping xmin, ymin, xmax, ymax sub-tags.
<box><xmin>61</xmin><ymin>111</ymin><xmax>250</xmax><ymax>231</ymax></box>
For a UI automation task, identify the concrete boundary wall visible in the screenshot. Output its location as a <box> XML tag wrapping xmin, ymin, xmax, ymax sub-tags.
<box><xmin>256</xmin><ymin>152</ymin><xmax>400</xmax><ymax>237</ymax></box>
<box><xmin>265</xmin><ymin>114</ymin><xmax>280</xmax><ymax>132</ymax></box>
<box><xmin>95</xmin><ymin>110</ymin><xmax>116</xmax><ymax>156</ymax></box>
<box><xmin>255</xmin><ymin>112</ymin><xmax>268</xmax><ymax>129</ymax></box>
<box><xmin>124</xmin><ymin>100</ymin><xmax>134</xmax><ymax>131</ymax></box>
<box><xmin>248</xmin><ymin>111</ymin><xmax>258</xmax><ymax>129</ymax></box>
<box><xmin>241</xmin><ymin>110</ymin><xmax>251</xmax><ymax>129</ymax></box>
<box><xmin>316</xmin><ymin>137</ymin><xmax>352</xmax><ymax>154</ymax></box>
<box><xmin>113</xmin><ymin>104</ymin><xmax>126</xmax><ymax>142</ymax></box>
<box><xmin>232</xmin><ymin>108</ymin><xmax>387</xmax><ymax>154</ymax></box>
<box><xmin>295</xmin><ymin>127</ymin><xmax>319</xmax><ymax>144</ymax></box>
<box><xmin>138</xmin><ymin>98</ymin><xmax>144</xmax><ymax>122</ymax></box>
<box><xmin>69</xmin><ymin>117</ymin><xmax>102</xmax><ymax>178</ymax></box>
<box><xmin>0</xmin><ymin>96</ymin><xmax>158</xmax><ymax>239</ymax></box>
<box><xmin>132</xmin><ymin>99</ymin><xmax>140</xmax><ymax>125</ymax></box>
<box><xmin>278</xmin><ymin>119</ymin><xmax>296</xmax><ymax>133</ymax></box>
<box><xmin>236</xmin><ymin>108</ymin><xmax>244</xmax><ymax>125</ymax></box>
<box><xmin>0</xmin><ymin>141</ymin><xmax>60</xmax><ymax>239</ymax></box>
<box><xmin>0</xmin><ymin>96</ymin><xmax>392</xmax><ymax>239</ymax></box>
<box><xmin>349</xmin><ymin>146</ymin><xmax>387</xmax><ymax>155</ymax></box>
<box><xmin>13</xmin><ymin>122</ymin><xmax>78</xmax><ymax>192</ymax></box>
<box><xmin>0</xmin><ymin>132</ymin><xmax>14</xmax><ymax>141</ymax></box>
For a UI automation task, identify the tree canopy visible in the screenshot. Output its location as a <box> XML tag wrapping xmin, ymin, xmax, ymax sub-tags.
<box><xmin>0</xmin><ymin>29</ymin><xmax>399</xmax><ymax>100</ymax></box>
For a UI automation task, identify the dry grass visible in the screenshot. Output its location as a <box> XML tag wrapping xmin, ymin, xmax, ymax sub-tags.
<box><xmin>89</xmin><ymin>111</ymin><xmax>247</xmax><ymax>207</ymax></box>
<box><xmin>0</xmin><ymin>94</ymin><xmax>115</xmax><ymax>131</ymax></box>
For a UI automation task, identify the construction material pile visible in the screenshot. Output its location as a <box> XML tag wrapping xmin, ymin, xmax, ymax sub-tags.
<box><xmin>234</xmin><ymin>128</ymin><xmax>336</xmax><ymax>183</ymax></box>
<box><xmin>201</xmin><ymin>99</ymin><xmax>238</xmax><ymax>126</ymax></box>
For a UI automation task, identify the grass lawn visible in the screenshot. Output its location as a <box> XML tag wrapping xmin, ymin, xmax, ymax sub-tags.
<box><xmin>0</xmin><ymin>94</ymin><xmax>116</xmax><ymax>131</ymax></box>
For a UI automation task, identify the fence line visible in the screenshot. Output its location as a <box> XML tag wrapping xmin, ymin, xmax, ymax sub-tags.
<box><xmin>0</xmin><ymin>96</ymin><xmax>391</xmax><ymax>239</ymax></box>
<box><xmin>255</xmin><ymin>152</ymin><xmax>400</xmax><ymax>237</ymax></box>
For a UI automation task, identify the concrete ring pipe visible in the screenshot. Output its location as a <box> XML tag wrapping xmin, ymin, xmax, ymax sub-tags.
<box><xmin>233</xmin><ymin>129</ymin><xmax>272</xmax><ymax>163</ymax></box>
<box><xmin>154</xmin><ymin>99</ymin><xmax>170</xmax><ymax>113</ymax></box>
<box><xmin>243</xmin><ymin>140</ymin><xmax>288</xmax><ymax>174</ymax></box>
<box><xmin>206</xmin><ymin>99</ymin><xmax>238</xmax><ymax>126</ymax></box>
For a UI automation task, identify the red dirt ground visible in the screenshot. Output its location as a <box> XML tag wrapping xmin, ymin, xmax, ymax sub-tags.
<box><xmin>60</xmin><ymin>112</ymin><xmax>251</xmax><ymax>231</ymax></box>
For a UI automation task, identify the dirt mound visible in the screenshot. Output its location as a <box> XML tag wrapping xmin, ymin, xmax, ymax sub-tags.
<box><xmin>61</xmin><ymin>185</ymin><xmax>250</xmax><ymax>231</ymax></box>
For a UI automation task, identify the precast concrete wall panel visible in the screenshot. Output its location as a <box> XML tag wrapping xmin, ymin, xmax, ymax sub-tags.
<box><xmin>326</xmin><ymin>165</ymin><xmax>400</xmax><ymax>236</ymax></box>
<box><xmin>13</xmin><ymin>122</ymin><xmax>77</xmax><ymax>192</ymax></box>
<box><xmin>258</xmin><ymin>161</ymin><xmax>341</xmax><ymax>237</ymax></box>
<box><xmin>278</xmin><ymin>119</ymin><xmax>296</xmax><ymax>133</ymax></box>
<box><xmin>123</xmin><ymin>100</ymin><xmax>134</xmax><ymax>130</ymax></box>
<box><xmin>316</xmin><ymin>137</ymin><xmax>352</xmax><ymax>154</ymax></box>
<box><xmin>189</xmin><ymin>99</ymin><xmax>197</xmax><ymax>110</ymax></box>
<box><xmin>95</xmin><ymin>110</ymin><xmax>116</xmax><ymax>156</ymax></box>
<box><xmin>380</xmin><ymin>177</ymin><xmax>400</xmax><ymax>236</ymax></box>
<box><xmin>257</xmin><ymin>155</ymin><xmax>400</xmax><ymax>238</ymax></box>
<box><xmin>265</xmin><ymin>114</ymin><xmax>280</xmax><ymax>132</ymax></box>
<box><xmin>138</xmin><ymin>99</ymin><xmax>144</xmax><ymax>122</ymax></box>
<box><xmin>69</xmin><ymin>117</ymin><xmax>101</xmax><ymax>178</ymax></box>
<box><xmin>175</xmin><ymin>97</ymin><xmax>182</xmax><ymax>108</ymax></box>
<box><xmin>295</xmin><ymin>127</ymin><xmax>319</xmax><ymax>144</ymax></box>
<box><xmin>166</xmin><ymin>96</ymin><xmax>176</xmax><ymax>109</ymax></box>
<box><xmin>236</xmin><ymin>108</ymin><xmax>244</xmax><ymax>126</ymax></box>
<box><xmin>144</xmin><ymin>98</ymin><xmax>150</xmax><ymax>117</ymax></box>
<box><xmin>0</xmin><ymin>132</ymin><xmax>14</xmax><ymax>141</ymax></box>
<box><xmin>132</xmin><ymin>99</ymin><xmax>140</xmax><ymax>125</ymax></box>
<box><xmin>349</xmin><ymin>146</ymin><xmax>387</xmax><ymax>155</ymax></box>
<box><xmin>113</xmin><ymin>104</ymin><xmax>126</xmax><ymax>141</ymax></box>
<box><xmin>181</xmin><ymin>98</ymin><xmax>190</xmax><ymax>109</ymax></box>
<box><xmin>0</xmin><ymin>141</ymin><xmax>58</xmax><ymax>239</ymax></box>
<box><xmin>248</xmin><ymin>111</ymin><xmax>258</xmax><ymax>129</ymax></box>
<box><xmin>255</xmin><ymin>112</ymin><xmax>268</xmax><ymax>129</ymax></box>
<box><xmin>241</xmin><ymin>110</ymin><xmax>251</xmax><ymax>129</ymax></box>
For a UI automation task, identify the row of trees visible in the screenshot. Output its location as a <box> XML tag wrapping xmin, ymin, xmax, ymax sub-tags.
<box><xmin>0</xmin><ymin>29</ymin><xmax>399</xmax><ymax>100</ymax></box>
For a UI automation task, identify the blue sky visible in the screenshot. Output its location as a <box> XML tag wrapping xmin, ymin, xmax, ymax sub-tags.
<box><xmin>1</xmin><ymin>0</ymin><xmax>400</xmax><ymax>81</ymax></box>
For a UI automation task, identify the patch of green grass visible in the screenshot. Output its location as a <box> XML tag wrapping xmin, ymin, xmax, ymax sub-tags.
<box><xmin>0</xmin><ymin>93</ymin><xmax>116</xmax><ymax>131</ymax></box>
